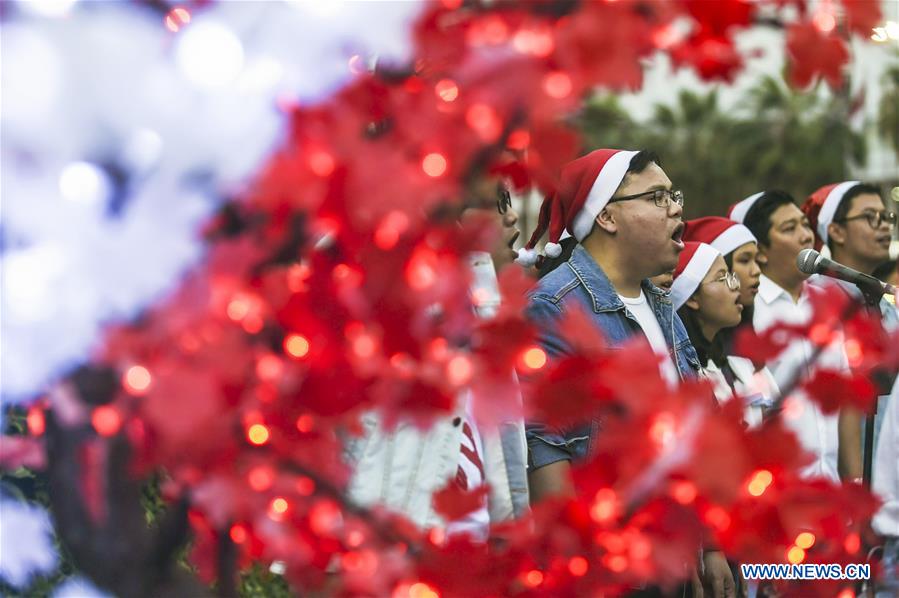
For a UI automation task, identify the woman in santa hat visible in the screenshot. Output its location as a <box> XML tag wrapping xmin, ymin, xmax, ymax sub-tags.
<box><xmin>671</xmin><ymin>242</ymin><xmax>777</xmax><ymax>428</ymax></box>
<box><xmin>682</xmin><ymin>216</ymin><xmax>766</xmax><ymax>378</ymax></box>
<box><xmin>683</xmin><ymin>217</ymin><xmax>762</xmax><ymax>312</ymax></box>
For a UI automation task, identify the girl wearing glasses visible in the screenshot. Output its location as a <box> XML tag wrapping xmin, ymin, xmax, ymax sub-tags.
<box><xmin>671</xmin><ymin>242</ymin><xmax>777</xmax><ymax>428</ymax></box>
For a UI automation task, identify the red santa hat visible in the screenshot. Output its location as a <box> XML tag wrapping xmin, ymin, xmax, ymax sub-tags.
<box><xmin>516</xmin><ymin>148</ymin><xmax>639</xmax><ymax>267</ymax></box>
<box><xmin>669</xmin><ymin>242</ymin><xmax>721</xmax><ymax>310</ymax></box>
<box><xmin>683</xmin><ymin>216</ymin><xmax>756</xmax><ymax>256</ymax></box>
<box><xmin>802</xmin><ymin>181</ymin><xmax>860</xmax><ymax>248</ymax></box>
<box><xmin>727</xmin><ymin>191</ymin><xmax>764</xmax><ymax>224</ymax></box>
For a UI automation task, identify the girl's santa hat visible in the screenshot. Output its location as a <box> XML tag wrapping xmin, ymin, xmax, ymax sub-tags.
<box><xmin>516</xmin><ymin>149</ymin><xmax>639</xmax><ymax>267</ymax></box>
<box><xmin>801</xmin><ymin>181</ymin><xmax>860</xmax><ymax>249</ymax></box>
<box><xmin>727</xmin><ymin>191</ymin><xmax>764</xmax><ymax>224</ymax></box>
<box><xmin>669</xmin><ymin>242</ymin><xmax>721</xmax><ymax>311</ymax></box>
<box><xmin>683</xmin><ymin>216</ymin><xmax>756</xmax><ymax>256</ymax></box>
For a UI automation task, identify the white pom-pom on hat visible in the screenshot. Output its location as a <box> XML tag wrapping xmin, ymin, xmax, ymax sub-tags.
<box><xmin>515</xmin><ymin>247</ymin><xmax>539</xmax><ymax>267</ymax></box>
<box><xmin>543</xmin><ymin>242</ymin><xmax>562</xmax><ymax>258</ymax></box>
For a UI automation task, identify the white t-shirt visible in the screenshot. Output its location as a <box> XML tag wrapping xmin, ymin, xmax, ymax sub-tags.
<box><xmin>753</xmin><ymin>275</ymin><xmax>845</xmax><ymax>482</ymax></box>
<box><xmin>618</xmin><ymin>290</ymin><xmax>679</xmax><ymax>385</ymax></box>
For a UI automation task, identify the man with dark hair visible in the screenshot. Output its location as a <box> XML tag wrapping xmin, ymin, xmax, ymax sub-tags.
<box><xmin>739</xmin><ymin>190</ymin><xmax>803</xmax><ymax>275</ymax></box>
<box><xmin>816</xmin><ymin>183</ymin><xmax>893</xmax><ymax>268</ymax></box>
<box><xmin>729</xmin><ymin>190</ymin><xmax>845</xmax><ymax>482</ymax></box>
<box><xmin>522</xmin><ymin>148</ymin><xmax>694</xmax><ymax>494</ymax></box>
<box><xmin>521</xmin><ymin>149</ymin><xmax>736</xmax><ymax>596</ymax></box>
<box><xmin>802</xmin><ymin>181</ymin><xmax>896</xmax><ymax>308</ymax></box>
<box><xmin>802</xmin><ymin>182</ymin><xmax>898</xmax><ymax>484</ymax></box>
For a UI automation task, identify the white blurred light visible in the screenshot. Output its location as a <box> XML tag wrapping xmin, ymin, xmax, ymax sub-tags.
<box><xmin>0</xmin><ymin>500</ymin><xmax>59</xmax><ymax>588</ymax></box>
<box><xmin>1</xmin><ymin>0</ymin><xmax>420</xmax><ymax>402</ymax></box>
<box><xmin>871</xmin><ymin>22</ymin><xmax>899</xmax><ymax>42</ymax></box>
<box><xmin>18</xmin><ymin>0</ymin><xmax>78</xmax><ymax>18</ymax></box>
<box><xmin>58</xmin><ymin>161</ymin><xmax>111</xmax><ymax>204</ymax></box>
<box><xmin>123</xmin><ymin>128</ymin><xmax>164</xmax><ymax>172</ymax></box>
<box><xmin>284</xmin><ymin>0</ymin><xmax>345</xmax><ymax>16</ymax></box>
<box><xmin>1</xmin><ymin>28</ymin><xmax>62</xmax><ymax>124</ymax></box>
<box><xmin>237</xmin><ymin>57</ymin><xmax>285</xmax><ymax>93</ymax></box>
<box><xmin>886</xmin><ymin>21</ymin><xmax>899</xmax><ymax>40</ymax></box>
<box><xmin>2</xmin><ymin>245</ymin><xmax>68</xmax><ymax>324</ymax></box>
<box><xmin>176</xmin><ymin>22</ymin><xmax>245</xmax><ymax>89</ymax></box>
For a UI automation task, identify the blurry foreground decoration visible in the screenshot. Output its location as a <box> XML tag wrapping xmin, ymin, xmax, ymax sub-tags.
<box><xmin>1</xmin><ymin>0</ymin><xmax>897</xmax><ymax>596</ymax></box>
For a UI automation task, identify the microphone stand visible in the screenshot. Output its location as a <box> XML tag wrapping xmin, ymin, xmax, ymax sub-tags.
<box><xmin>854</xmin><ymin>279</ymin><xmax>886</xmax><ymax>489</ymax></box>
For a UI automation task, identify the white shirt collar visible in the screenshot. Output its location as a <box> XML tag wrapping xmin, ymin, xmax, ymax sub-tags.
<box><xmin>757</xmin><ymin>274</ymin><xmax>790</xmax><ymax>304</ymax></box>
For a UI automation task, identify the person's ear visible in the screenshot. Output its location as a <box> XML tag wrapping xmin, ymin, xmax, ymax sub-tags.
<box><xmin>755</xmin><ymin>245</ymin><xmax>770</xmax><ymax>267</ymax></box>
<box><xmin>827</xmin><ymin>222</ymin><xmax>846</xmax><ymax>247</ymax></box>
<box><xmin>595</xmin><ymin>206</ymin><xmax>618</xmax><ymax>234</ymax></box>
<box><xmin>685</xmin><ymin>295</ymin><xmax>701</xmax><ymax>311</ymax></box>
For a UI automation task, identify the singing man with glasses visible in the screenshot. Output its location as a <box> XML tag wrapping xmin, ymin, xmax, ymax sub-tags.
<box><xmin>802</xmin><ymin>182</ymin><xmax>899</xmax><ymax>489</ymax></box>
<box><xmin>520</xmin><ymin>148</ymin><xmax>697</xmax><ymax>489</ymax></box>
<box><xmin>802</xmin><ymin>181</ymin><xmax>897</xmax><ymax>327</ymax></box>
<box><xmin>519</xmin><ymin>150</ymin><xmax>737</xmax><ymax>596</ymax></box>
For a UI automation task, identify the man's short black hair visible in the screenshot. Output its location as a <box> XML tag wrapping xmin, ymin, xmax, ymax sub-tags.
<box><xmin>627</xmin><ymin>150</ymin><xmax>660</xmax><ymax>175</ymax></box>
<box><xmin>743</xmin><ymin>190</ymin><xmax>796</xmax><ymax>247</ymax></box>
<box><xmin>827</xmin><ymin>183</ymin><xmax>884</xmax><ymax>251</ymax></box>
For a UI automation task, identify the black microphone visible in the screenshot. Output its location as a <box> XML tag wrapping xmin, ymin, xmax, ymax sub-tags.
<box><xmin>796</xmin><ymin>248</ymin><xmax>897</xmax><ymax>297</ymax></box>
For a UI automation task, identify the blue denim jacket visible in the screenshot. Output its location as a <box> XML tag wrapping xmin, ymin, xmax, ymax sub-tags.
<box><xmin>525</xmin><ymin>244</ymin><xmax>701</xmax><ymax>469</ymax></box>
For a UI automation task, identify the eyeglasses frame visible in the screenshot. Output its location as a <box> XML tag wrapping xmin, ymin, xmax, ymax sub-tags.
<box><xmin>833</xmin><ymin>210</ymin><xmax>897</xmax><ymax>231</ymax></box>
<box><xmin>607</xmin><ymin>188</ymin><xmax>685</xmax><ymax>210</ymax></box>
<box><xmin>703</xmin><ymin>271</ymin><xmax>741</xmax><ymax>292</ymax></box>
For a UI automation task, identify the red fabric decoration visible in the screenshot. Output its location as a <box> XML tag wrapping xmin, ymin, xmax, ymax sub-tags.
<box><xmin>786</xmin><ymin>21</ymin><xmax>849</xmax><ymax>89</ymax></box>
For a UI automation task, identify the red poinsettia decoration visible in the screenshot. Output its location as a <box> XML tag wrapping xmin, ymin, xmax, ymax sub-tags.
<box><xmin>2</xmin><ymin>1</ymin><xmax>889</xmax><ymax>596</ymax></box>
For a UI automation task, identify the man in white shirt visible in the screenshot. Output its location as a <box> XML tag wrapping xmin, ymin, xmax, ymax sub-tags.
<box><xmin>801</xmin><ymin>182</ymin><xmax>898</xmax><ymax>483</ymax></box>
<box><xmin>739</xmin><ymin>190</ymin><xmax>844</xmax><ymax>482</ymax></box>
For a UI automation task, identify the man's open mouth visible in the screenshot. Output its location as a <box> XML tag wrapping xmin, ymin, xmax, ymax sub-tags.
<box><xmin>671</xmin><ymin>223</ymin><xmax>685</xmax><ymax>249</ymax></box>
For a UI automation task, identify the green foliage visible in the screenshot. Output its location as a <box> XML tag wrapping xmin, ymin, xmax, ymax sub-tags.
<box><xmin>141</xmin><ymin>473</ymin><xmax>167</xmax><ymax>526</ymax></box>
<box><xmin>239</xmin><ymin>563</ymin><xmax>293</xmax><ymax>598</ymax></box>
<box><xmin>578</xmin><ymin>75</ymin><xmax>869</xmax><ymax>218</ymax></box>
<box><xmin>878</xmin><ymin>63</ymin><xmax>899</xmax><ymax>157</ymax></box>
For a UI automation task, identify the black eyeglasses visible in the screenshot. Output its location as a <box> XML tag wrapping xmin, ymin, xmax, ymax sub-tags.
<box><xmin>496</xmin><ymin>183</ymin><xmax>512</xmax><ymax>215</ymax></box>
<box><xmin>607</xmin><ymin>188</ymin><xmax>684</xmax><ymax>210</ymax></box>
<box><xmin>461</xmin><ymin>183</ymin><xmax>512</xmax><ymax>215</ymax></box>
<box><xmin>834</xmin><ymin>210</ymin><xmax>897</xmax><ymax>230</ymax></box>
